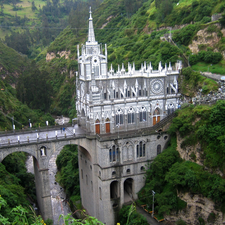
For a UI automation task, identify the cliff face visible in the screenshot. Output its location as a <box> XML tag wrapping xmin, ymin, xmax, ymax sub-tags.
<box><xmin>188</xmin><ymin>24</ymin><xmax>225</xmax><ymax>57</ymax></box>
<box><xmin>46</xmin><ymin>51</ymin><xmax>71</xmax><ymax>62</ymax></box>
<box><xmin>165</xmin><ymin>192</ymin><xmax>224</xmax><ymax>225</ymax></box>
<box><xmin>168</xmin><ymin>128</ymin><xmax>224</xmax><ymax>225</ymax></box>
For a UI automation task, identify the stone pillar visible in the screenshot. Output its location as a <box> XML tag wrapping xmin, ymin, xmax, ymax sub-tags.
<box><xmin>33</xmin><ymin>157</ymin><xmax>53</xmax><ymax>221</ymax></box>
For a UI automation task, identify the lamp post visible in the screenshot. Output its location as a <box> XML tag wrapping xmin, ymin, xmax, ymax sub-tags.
<box><xmin>12</xmin><ymin>116</ymin><xmax>15</xmax><ymax>132</ymax></box>
<box><xmin>152</xmin><ymin>190</ymin><xmax>155</xmax><ymax>218</ymax></box>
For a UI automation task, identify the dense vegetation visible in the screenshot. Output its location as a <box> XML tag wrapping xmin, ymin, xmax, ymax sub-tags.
<box><xmin>1</xmin><ymin>0</ymin><xmax>102</xmax><ymax>58</ymax></box>
<box><xmin>169</xmin><ymin>100</ymin><xmax>225</xmax><ymax>171</ymax></box>
<box><xmin>180</xmin><ymin>67</ymin><xmax>218</xmax><ymax>97</ymax></box>
<box><xmin>138</xmin><ymin>100</ymin><xmax>225</xmax><ymax>222</ymax></box>
<box><xmin>1</xmin><ymin>0</ymin><xmax>225</xmax><ymax>223</ymax></box>
<box><xmin>0</xmin><ymin>152</ymin><xmax>37</xmax><ymax>223</ymax></box>
<box><xmin>119</xmin><ymin>204</ymin><xmax>148</xmax><ymax>224</ymax></box>
<box><xmin>138</xmin><ymin>137</ymin><xmax>187</xmax><ymax>217</ymax></box>
<box><xmin>56</xmin><ymin>145</ymin><xmax>80</xmax><ymax>210</ymax></box>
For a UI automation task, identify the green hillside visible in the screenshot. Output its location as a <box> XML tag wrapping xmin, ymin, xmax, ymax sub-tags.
<box><xmin>0</xmin><ymin>40</ymin><xmax>54</xmax><ymax>130</ymax></box>
<box><xmin>36</xmin><ymin>0</ymin><xmax>224</xmax><ymax>117</ymax></box>
<box><xmin>1</xmin><ymin>0</ymin><xmax>225</xmax><ymax>224</ymax></box>
<box><xmin>138</xmin><ymin>100</ymin><xmax>225</xmax><ymax>224</ymax></box>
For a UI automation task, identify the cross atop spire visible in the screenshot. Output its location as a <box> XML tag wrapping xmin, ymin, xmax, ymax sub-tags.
<box><xmin>88</xmin><ymin>7</ymin><xmax>96</xmax><ymax>43</ymax></box>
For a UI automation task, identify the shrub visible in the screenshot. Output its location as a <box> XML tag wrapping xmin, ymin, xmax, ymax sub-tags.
<box><xmin>189</xmin><ymin>54</ymin><xmax>199</xmax><ymax>65</ymax></box>
<box><xmin>182</xmin><ymin>67</ymin><xmax>193</xmax><ymax>80</ymax></box>
<box><xmin>202</xmin><ymin>85</ymin><xmax>209</xmax><ymax>94</ymax></box>
<box><xmin>201</xmin><ymin>16</ymin><xmax>211</xmax><ymax>24</ymax></box>
<box><xmin>176</xmin><ymin>219</ymin><xmax>187</xmax><ymax>225</ymax></box>
<box><xmin>207</xmin><ymin>212</ymin><xmax>216</xmax><ymax>223</ymax></box>
<box><xmin>206</xmin><ymin>25</ymin><xmax>218</xmax><ymax>33</ymax></box>
<box><xmin>198</xmin><ymin>217</ymin><xmax>205</xmax><ymax>225</ymax></box>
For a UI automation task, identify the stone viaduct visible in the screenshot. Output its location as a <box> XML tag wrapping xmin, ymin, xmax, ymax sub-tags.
<box><xmin>0</xmin><ymin>115</ymin><xmax>174</xmax><ymax>225</ymax></box>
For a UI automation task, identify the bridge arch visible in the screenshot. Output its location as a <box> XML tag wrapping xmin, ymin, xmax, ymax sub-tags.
<box><xmin>0</xmin><ymin>147</ymin><xmax>38</xmax><ymax>164</ymax></box>
<box><xmin>124</xmin><ymin>178</ymin><xmax>133</xmax><ymax>203</ymax></box>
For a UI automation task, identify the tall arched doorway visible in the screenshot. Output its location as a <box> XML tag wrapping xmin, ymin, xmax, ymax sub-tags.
<box><xmin>153</xmin><ymin>107</ymin><xmax>160</xmax><ymax>125</ymax></box>
<box><xmin>95</xmin><ymin>119</ymin><xmax>100</xmax><ymax>134</ymax></box>
<box><xmin>105</xmin><ymin>118</ymin><xmax>110</xmax><ymax>133</ymax></box>
<box><xmin>124</xmin><ymin>178</ymin><xmax>133</xmax><ymax>203</ymax></box>
<box><xmin>110</xmin><ymin>180</ymin><xmax>119</xmax><ymax>199</ymax></box>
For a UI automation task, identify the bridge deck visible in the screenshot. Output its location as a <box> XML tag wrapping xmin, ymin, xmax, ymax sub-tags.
<box><xmin>0</xmin><ymin>113</ymin><xmax>176</xmax><ymax>148</ymax></box>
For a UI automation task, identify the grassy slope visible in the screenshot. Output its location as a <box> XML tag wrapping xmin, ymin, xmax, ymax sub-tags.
<box><xmin>1</xmin><ymin>0</ymin><xmax>45</xmax><ymax>20</ymax></box>
<box><xmin>0</xmin><ymin>40</ymin><xmax>28</xmax><ymax>72</ymax></box>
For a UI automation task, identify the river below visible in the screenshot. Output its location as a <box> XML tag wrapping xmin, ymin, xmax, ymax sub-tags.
<box><xmin>26</xmin><ymin>153</ymin><xmax>71</xmax><ymax>225</ymax></box>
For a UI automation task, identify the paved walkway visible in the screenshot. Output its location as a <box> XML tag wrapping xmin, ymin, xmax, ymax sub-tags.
<box><xmin>136</xmin><ymin>205</ymin><xmax>167</xmax><ymax>225</ymax></box>
<box><xmin>200</xmin><ymin>72</ymin><xmax>223</xmax><ymax>81</ymax></box>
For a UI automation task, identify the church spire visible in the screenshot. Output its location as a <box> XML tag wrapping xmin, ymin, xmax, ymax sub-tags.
<box><xmin>88</xmin><ymin>7</ymin><xmax>96</xmax><ymax>43</ymax></box>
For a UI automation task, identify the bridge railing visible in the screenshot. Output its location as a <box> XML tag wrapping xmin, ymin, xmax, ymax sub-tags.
<box><xmin>0</xmin><ymin>123</ymin><xmax>73</xmax><ymax>137</ymax></box>
<box><xmin>0</xmin><ymin>133</ymin><xmax>86</xmax><ymax>148</ymax></box>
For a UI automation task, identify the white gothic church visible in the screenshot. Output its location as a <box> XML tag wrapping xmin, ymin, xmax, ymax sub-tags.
<box><xmin>75</xmin><ymin>8</ymin><xmax>182</xmax><ymax>225</ymax></box>
<box><xmin>76</xmin><ymin>8</ymin><xmax>181</xmax><ymax>134</ymax></box>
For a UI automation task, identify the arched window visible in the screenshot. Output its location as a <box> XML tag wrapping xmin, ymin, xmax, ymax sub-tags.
<box><xmin>157</xmin><ymin>145</ymin><xmax>161</xmax><ymax>155</ymax></box>
<box><xmin>143</xmin><ymin>143</ymin><xmax>146</xmax><ymax>157</ymax></box>
<box><xmin>153</xmin><ymin>107</ymin><xmax>160</xmax><ymax>125</ymax></box>
<box><xmin>116</xmin><ymin>109</ymin><xmax>123</xmax><ymax>125</ymax></box>
<box><xmin>113</xmin><ymin>145</ymin><xmax>116</xmax><ymax>161</ymax></box>
<box><xmin>109</xmin><ymin>145</ymin><xmax>119</xmax><ymax>162</ymax></box>
<box><xmin>109</xmin><ymin>149</ymin><xmax>112</xmax><ymax>162</ymax></box>
<box><xmin>112</xmin><ymin>171</ymin><xmax>116</xmax><ymax>177</ymax></box>
<box><xmin>140</xmin><ymin>141</ymin><xmax>143</xmax><ymax>157</ymax></box>
<box><xmin>128</xmin><ymin>107</ymin><xmax>135</xmax><ymax>124</ymax></box>
<box><xmin>167</xmin><ymin>103</ymin><xmax>175</xmax><ymax>115</ymax></box>
<box><xmin>153</xmin><ymin>107</ymin><xmax>160</xmax><ymax>115</ymax></box>
<box><xmin>139</xmin><ymin>106</ymin><xmax>147</xmax><ymax>122</ymax></box>
<box><xmin>137</xmin><ymin>141</ymin><xmax>146</xmax><ymax>158</ymax></box>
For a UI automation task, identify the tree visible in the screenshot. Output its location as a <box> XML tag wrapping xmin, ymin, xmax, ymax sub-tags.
<box><xmin>68</xmin><ymin>2</ymin><xmax>88</xmax><ymax>35</ymax></box>
<box><xmin>0</xmin><ymin>2</ymin><xmax>4</xmax><ymax>15</ymax></box>
<box><xmin>16</xmin><ymin>61</ymin><xmax>53</xmax><ymax>112</ymax></box>
<box><xmin>31</xmin><ymin>1</ymin><xmax>37</xmax><ymax>11</ymax></box>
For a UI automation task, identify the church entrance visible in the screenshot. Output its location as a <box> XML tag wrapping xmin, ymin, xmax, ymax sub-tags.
<box><xmin>105</xmin><ymin>118</ymin><xmax>110</xmax><ymax>133</ymax></box>
<box><xmin>153</xmin><ymin>108</ymin><xmax>160</xmax><ymax>125</ymax></box>
<box><xmin>95</xmin><ymin>119</ymin><xmax>100</xmax><ymax>134</ymax></box>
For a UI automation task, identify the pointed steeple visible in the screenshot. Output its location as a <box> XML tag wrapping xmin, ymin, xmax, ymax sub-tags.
<box><xmin>88</xmin><ymin>7</ymin><xmax>96</xmax><ymax>43</ymax></box>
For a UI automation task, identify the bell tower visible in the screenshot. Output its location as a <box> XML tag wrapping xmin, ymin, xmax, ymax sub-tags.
<box><xmin>76</xmin><ymin>7</ymin><xmax>108</xmax><ymax>130</ymax></box>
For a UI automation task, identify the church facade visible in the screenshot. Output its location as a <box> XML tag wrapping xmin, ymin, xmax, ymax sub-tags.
<box><xmin>76</xmin><ymin>9</ymin><xmax>181</xmax><ymax>135</ymax></box>
<box><xmin>76</xmin><ymin>8</ymin><xmax>181</xmax><ymax>225</ymax></box>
